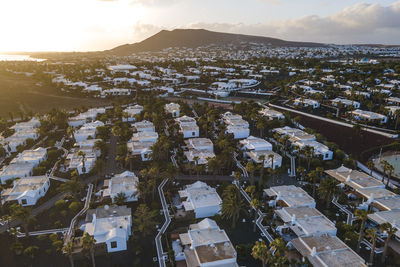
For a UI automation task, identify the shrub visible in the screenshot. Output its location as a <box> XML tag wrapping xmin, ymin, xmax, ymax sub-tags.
<box><xmin>55</xmin><ymin>199</ymin><xmax>67</xmax><ymax>210</ymax></box>
<box><xmin>68</xmin><ymin>201</ymin><xmax>82</xmax><ymax>213</ymax></box>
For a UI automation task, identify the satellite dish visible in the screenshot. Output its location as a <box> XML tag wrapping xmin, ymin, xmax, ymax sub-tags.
<box><xmin>104</xmin><ymin>205</ymin><xmax>109</xmax><ymax>210</ymax></box>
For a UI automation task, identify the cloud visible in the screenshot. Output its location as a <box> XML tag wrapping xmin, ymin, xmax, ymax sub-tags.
<box><xmin>130</xmin><ymin>0</ymin><xmax>180</xmax><ymax>6</ymax></box>
<box><xmin>132</xmin><ymin>2</ymin><xmax>400</xmax><ymax>45</ymax></box>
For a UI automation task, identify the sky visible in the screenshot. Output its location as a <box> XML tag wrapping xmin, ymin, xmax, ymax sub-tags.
<box><xmin>1</xmin><ymin>0</ymin><xmax>400</xmax><ymax>52</ymax></box>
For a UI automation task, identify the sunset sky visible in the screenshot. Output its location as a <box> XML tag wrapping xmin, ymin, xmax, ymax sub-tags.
<box><xmin>1</xmin><ymin>0</ymin><xmax>400</xmax><ymax>52</ymax></box>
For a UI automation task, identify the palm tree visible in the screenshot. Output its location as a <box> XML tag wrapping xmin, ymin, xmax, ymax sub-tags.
<box><xmin>318</xmin><ymin>178</ymin><xmax>339</xmax><ymax>209</ymax></box>
<box><xmin>67</xmin><ymin>126</ymin><xmax>75</xmax><ymax>142</ymax></box>
<box><xmin>307</xmin><ymin>170</ymin><xmax>318</xmax><ymax>199</ymax></box>
<box><xmin>251</xmin><ymin>240</ymin><xmax>270</xmax><ymax>267</ymax></box>
<box><xmin>380</xmin><ymin>160</ymin><xmax>389</xmax><ymax>183</ymax></box>
<box><xmin>366</xmin><ymin>228</ymin><xmax>378</xmax><ymax>266</ymax></box>
<box><xmin>394</xmin><ymin>109</ymin><xmax>400</xmax><ymax>130</ymax></box>
<box><xmin>258</xmin><ymin>155</ymin><xmax>266</xmax><ymax>187</ymax></box>
<box><xmin>246</xmin><ymin>162</ymin><xmax>256</xmax><ymax>185</ymax></box>
<box><xmin>77</xmin><ymin>151</ymin><xmax>86</xmax><ymax>174</ymax></box>
<box><xmin>82</xmin><ymin>233</ymin><xmax>96</xmax><ymax>267</ymax></box>
<box><xmin>62</xmin><ymin>241</ymin><xmax>74</xmax><ymax>267</ymax></box>
<box><xmin>385</xmin><ymin>163</ymin><xmax>394</xmax><ymax>187</ymax></box>
<box><xmin>355</xmin><ymin>209</ymin><xmax>369</xmax><ymax>253</ymax></box>
<box><xmin>221</xmin><ymin>184</ymin><xmax>245</xmax><ymax>228</ymax></box>
<box><xmin>10</xmin><ymin>204</ymin><xmax>31</xmax><ymax>237</ymax></box>
<box><xmin>133</xmin><ymin>204</ymin><xmax>158</xmax><ymax>236</ymax></box>
<box><xmin>380</xmin><ymin>222</ymin><xmax>398</xmax><ymax>263</ymax></box>
<box><xmin>148</xmin><ymin>178</ymin><xmax>157</xmax><ymax>201</ymax></box>
<box><xmin>270</xmin><ymin>238</ymin><xmax>287</xmax><ymax>257</ymax></box>
<box><xmin>114</xmin><ymin>192</ymin><xmax>127</xmax><ymax>205</ymax></box>
<box><xmin>366</xmin><ymin>160</ymin><xmax>374</xmax><ymax>176</ymax></box>
<box><xmin>57</xmin><ymin>179</ymin><xmax>82</xmax><ymax>200</ymax></box>
<box><xmin>304</xmin><ymin>146</ymin><xmax>314</xmax><ymax>171</ymax></box>
<box><xmin>207</xmin><ymin>158</ymin><xmax>219</xmax><ymax>180</ymax></box>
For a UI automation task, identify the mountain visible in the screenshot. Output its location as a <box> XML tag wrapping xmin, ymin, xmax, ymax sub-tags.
<box><xmin>107</xmin><ymin>29</ymin><xmax>325</xmax><ymax>55</ymax></box>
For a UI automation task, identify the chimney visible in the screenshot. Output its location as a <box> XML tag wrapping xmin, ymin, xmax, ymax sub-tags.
<box><xmin>291</xmin><ymin>214</ymin><xmax>296</xmax><ymax>224</ymax></box>
<box><xmin>311</xmin><ymin>247</ymin><xmax>317</xmax><ymax>257</ymax></box>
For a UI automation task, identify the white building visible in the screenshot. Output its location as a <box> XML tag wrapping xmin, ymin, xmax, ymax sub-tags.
<box><xmin>1</xmin><ymin>176</ymin><xmax>50</xmax><ymax>206</ymax></box>
<box><xmin>165</xmin><ymin>103</ymin><xmax>180</xmax><ymax>118</ymax></box>
<box><xmin>0</xmin><ymin>162</ymin><xmax>35</xmax><ymax>184</ymax></box>
<box><xmin>222</xmin><ymin>112</ymin><xmax>250</xmax><ymax>139</ymax></box>
<box><xmin>66</xmin><ymin>151</ymin><xmax>96</xmax><ymax>175</ymax></box>
<box><xmin>82</xmin><ymin>205</ymin><xmax>132</xmax><ymax>253</ymax></box>
<box><xmin>246</xmin><ymin>150</ymin><xmax>282</xmax><ymax>169</ymax></box>
<box><xmin>103</xmin><ymin>171</ymin><xmax>139</xmax><ymax>203</ymax></box>
<box><xmin>127</xmin><ymin>127</ymin><xmax>158</xmax><ymax>161</ymax></box>
<box><xmin>184</xmin><ymin>138</ymin><xmax>215</xmax><ymax>165</ymax></box>
<box><xmin>294</xmin><ymin>140</ymin><xmax>333</xmax><ymax>161</ymax></box>
<box><xmin>240</xmin><ymin>136</ymin><xmax>273</xmax><ymax>153</ymax></box>
<box><xmin>331</xmin><ymin>98</ymin><xmax>360</xmax><ymax>109</ymax></box>
<box><xmin>178</xmin><ymin>181</ymin><xmax>222</xmax><ymax>218</ymax></box>
<box><xmin>294</xmin><ymin>98</ymin><xmax>320</xmax><ymax>109</ymax></box>
<box><xmin>176</xmin><ymin>116</ymin><xmax>199</xmax><ymax>138</ymax></box>
<box><xmin>350</xmin><ymin>109</ymin><xmax>388</xmax><ymax>124</ymax></box>
<box><xmin>122</xmin><ymin>105</ymin><xmax>143</xmax><ymax>122</ymax></box>
<box><xmin>264</xmin><ymin>185</ymin><xmax>316</xmax><ymax>208</ymax></box>
<box><xmin>132</xmin><ymin>120</ymin><xmax>155</xmax><ymax>133</ymax></box>
<box><xmin>75</xmin><ymin>121</ymin><xmax>104</xmax><ymax>142</ymax></box>
<box><xmin>11</xmin><ymin>147</ymin><xmax>47</xmax><ymax>167</ymax></box>
<box><xmin>291</xmin><ymin>235</ymin><xmax>366</xmax><ymax>267</ymax></box>
<box><xmin>12</xmin><ymin>118</ymin><xmax>40</xmax><ymax>132</ymax></box>
<box><xmin>178</xmin><ymin>218</ymin><xmax>238</xmax><ymax>267</ymax></box>
<box><xmin>259</xmin><ymin>107</ymin><xmax>285</xmax><ymax>120</ymax></box>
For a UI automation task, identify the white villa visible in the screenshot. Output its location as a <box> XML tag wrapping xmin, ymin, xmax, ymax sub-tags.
<box><xmin>259</xmin><ymin>107</ymin><xmax>285</xmax><ymax>120</ymax></box>
<box><xmin>293</xmin><ymin>140</ymin><xmax>333</xmax><ymax>161</ymax></box>
<box><xmin>11</xmin><ymin>147</ymin><xmax>47</xmax><ymax>166</ymax></box>
<box><xmin>122</xmin><ymin>105</ymin><xmax>143</xmax><ymax>122</ymax></box>
<box><xmin>265</xmin><ymin>185</ymin><xmax>316</xmax><ymax>208</ymax></box>
<box><xmin>177</xmin><ymin>218</ymin><xmax>238</xmax><ymax>267</ymax></box>
<box><xmin>349</xmin><ymin>109</ymin><xmax>388</xmax><ymax>124</ymax></box>
<box><xmin>184</xmin><ymin>138</ymin><xmax>215</xmax><ymax>165</ymax></box>
<box><xmin>222</xmin><ymin>112</ymin><xmax>249</xmax><ymax>139</ymax></box>
<box><xmin>74</xmin><ymin>121</ymin><xmax>104</xmax><ymax>142</ymax></box>
<box><xmin>132</xmin><ymin>120</ymin><xmax>155</xmax><ymax>133</ymax></box>
<box><xmin>103</xmin><ymin>171</ymin><xmax>139</xmax><ymax>203</ymax></box>
<box><xmin>82</xmin><ymin>205</ymin><xmax>132</xmax><ymax>253</ymax></box>
<box><xmin>178</xmin><ymin>181</ymin><xmax>222</xmax><ymax>218</ymax></box>
<box><xmin>1</xmin><ymin>176</ymin><xmax>50</xmax><ymax>206</ymax></box>
<box><xmin>294</xmin><ymin>98</ymin><xmax>320</xmax><ymax>109</ymax></box>
<box><xmin>0</xmin><ymin>162</ymin><xmax>35</xmax><ymax>184</ymax></box>
<box><xmin>127</xmin><ymin>125</ymin><xmax>158</xmax><ymax>161</ymax></box>
<box><xmin>176</xmin><ymin>116</ymin><xmax>199</xmax><ymax>138</ymax></box>
<box><xmin>331</xmin><ymin>98</ymin><xmax>360</xmax><ymax>109</ymax></box>
<box><xmin>165</xmin><ymin>103</ymin><xmax>180</xmax><ymax>118</ymax></box>
<box><xmin>246</xmin><ymin>150</ymin><xmax>282</xmax><ymax>169</ymax></box>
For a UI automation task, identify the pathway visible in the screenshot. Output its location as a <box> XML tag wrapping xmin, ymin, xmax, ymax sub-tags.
<box><xmin>155</xmin><ymin>179</ymin><xmax>171</xmax><ymax>267</ymax></box>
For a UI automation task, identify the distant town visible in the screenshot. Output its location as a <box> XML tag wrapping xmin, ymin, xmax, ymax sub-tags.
<box><xmin>0</xmin><ymin>41</ymin><xmax>400</xmax><ymax>267</ymax></box>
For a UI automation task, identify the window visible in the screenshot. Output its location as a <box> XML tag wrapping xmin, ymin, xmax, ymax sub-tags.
<box><xmin>111</xmin><ymin>241</ymin><xmax>117</xmax><ymax>248</ymax></box>
<box><xmin>21</xmin><ymin>199</ymin><xmax>27</xmax><ymax>205</ymax></box>
<box><xmin>192</xmin><ymin>132</ymin><xmax>195</xmax><ymax>136</ymax></box>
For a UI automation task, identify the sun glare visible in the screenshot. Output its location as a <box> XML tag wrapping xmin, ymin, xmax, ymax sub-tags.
<box><xmin>0</xmin><ymin>0</ymin><xmax>146</xmax><ymax>52</ymax></box>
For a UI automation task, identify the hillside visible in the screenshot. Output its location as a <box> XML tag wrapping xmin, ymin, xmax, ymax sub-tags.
<box><xmin>107</xmin><ymin>29</ymin><xmax>325</xmax><ymax>56</ymax></box>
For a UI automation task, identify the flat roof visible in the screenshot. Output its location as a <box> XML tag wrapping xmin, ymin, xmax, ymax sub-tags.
<box><xmin>325</xmin><ymin>166</ymin><xmax>384</xmax><ymax>190</ymax></box>
<box><xmin>265</xmin><ymin>185</ymin><xmax>315</xmax><ymax>208</ymax></box>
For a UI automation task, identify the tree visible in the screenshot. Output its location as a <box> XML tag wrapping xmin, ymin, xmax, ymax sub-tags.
<box><xmin>380</xmin><ymin>160</ymin><xmax>389</xmax><ymax>183</ymax></box>
<box><xmin>58</xmin><ymin>179</ymin><xmax>82</xmax><ymax>200</ymax></box>
<box><xmin>207</xmin><ymin>158</ymin><xmax>219</xmax><ymax>180</ymax></box>
<box><xmin>366</xmin><ymin>228</ymin><xmax>378</xmax><ymax>266</ymax></box>
<box><xmin>380</xmin><ymin>222</ymin><xmax>397</xmax><ymax>263</ymax></box>
<box><xmin>366</xmin><ymin>160</ymin><xmax>374</xmax><ymax>176</ymax></box>
<box><xmin>270</xmin><ymin>238</ymin><xmax>287</xmax><ymax>257</ymax></box>
<box><xmin>355</xmin><ymin>209</ymin><xmax>369</xmax><ymax>253</ymax></box>
<box><xmin>77</xmin><ymin>151</ymin><xmax>86</xmax><ymax>174</ymax></box>
<box><xmin>258</xmin><ymin>155</ymin><xmax>266</xmax><ymax>187</ymax></box>
<box><xmin>307</xmin><ymin>170</ymin><xmax>318</xmax><ymax>199</ymax></box>
<box><xmin>67</xmin><ymin>126</ymin><xmax>75</xmax><ymax>141</ymax></box>
<box><xmin>10</xmin><ymin>204</ymin><xmax>31</xmax><ymax>237</ymax></box>
<box><xmin>133</xmin><ymin>204</ymin><xmax>158</xmax><ymax>236</ymax></box>
<box><xmin>246</xmin><ymin>162</ymin><xmax>256</xmax><ymax>185</ymax></box>
<box><xmin>303</xmin><ymin>146</ymin><xmax>314</xmax><ymax>171</ymax></box>
<box><xmin>353</xmin><ymin>123</ymin><xmax>362</xmax><ymax>136</ymax></box>
<box><xmin>23</xmin><ymin>245</ymin><xmax>39</xmax><ymax>260</ymax></box>
<box><xmin>318</xmin><ymin>177</ymin><xmax>338</xmax><ymax>209</ymax></box>
<box><xmin>63</xmin><ymin>241</ymin><xmax>75</xmax><ymax>267</ymax></box>
<box><xmin>251</xmin><ymin>240</ymin><xmax>270</xmax><ymax>267</ymax></box>
<box><xmin>114</xmin><ymin>192</ymin><xmax>127</xmax><ymax>205</ymax></box>
<box><xmin>82</xmin><ymin>233</ymin><xmax>96</xmax><ymax>267</ymax></box>
<box><xmin>385</xmin><ymin>162</ymin><xmax>394</xmax><ymax>187</ymax></box>
<box><xmin>221</xmin><ymin>185</ymin><xmax>245</xmax><ymax>228</ymax></box>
